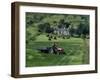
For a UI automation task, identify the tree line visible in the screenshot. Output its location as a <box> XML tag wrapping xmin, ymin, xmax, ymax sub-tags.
<box><xmin>26</xmin><ymin>12</ymin><xmax>90</xmax><ymax>42</ymax></box>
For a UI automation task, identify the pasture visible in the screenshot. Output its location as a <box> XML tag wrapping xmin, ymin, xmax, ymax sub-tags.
<box><xmin>26</xmin><ymin>34</ymin><xmax>89</xmax><ymax>67</ymax></box>
<box><xmin>26</xmin><ymin>12</ymin><xmax>89</xmax><ymax>67</ymax></box>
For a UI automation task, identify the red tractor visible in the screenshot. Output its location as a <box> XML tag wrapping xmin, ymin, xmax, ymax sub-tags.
<box><xmin>38</xmin><ymin>46</ymin><xmax>65</xmax><ymax>54</ymax></box>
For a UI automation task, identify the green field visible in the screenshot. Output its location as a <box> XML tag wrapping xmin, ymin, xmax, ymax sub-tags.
<box><xmin>26</xmin><ymin>12</ymin><xmax>89</xmax><ymax>67</ymax></box>
<box><xmin>26</xmin><ymin>34</ymin><xmax>89</xmax><ymax>67</ymax></box>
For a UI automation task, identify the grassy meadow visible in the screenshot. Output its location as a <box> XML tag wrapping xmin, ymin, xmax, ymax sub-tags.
<box><xmin>26</xmin><ymin>12</ymin><xmax>89</xmax><ymax>67</ymax></box>
<box><xmin>26</xmin><ymin>34</ymin><xmax>89</xmax><ymax>67</ymax></box>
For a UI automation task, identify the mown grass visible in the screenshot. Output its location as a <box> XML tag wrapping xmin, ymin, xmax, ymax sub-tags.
<box><xmin>26</xmin><ymin>35</ymin><xmax>89</xmax><ymax>67</ymax></box>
